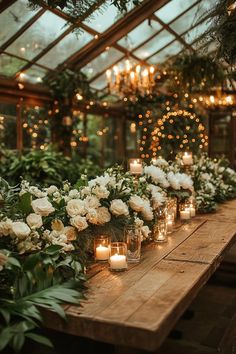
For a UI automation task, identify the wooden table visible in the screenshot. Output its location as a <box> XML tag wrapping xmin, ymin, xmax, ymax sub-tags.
<box><xmin>42</xmin><ymin>200</ymin><xmax>236</xmax><ymax>352</ymax></box>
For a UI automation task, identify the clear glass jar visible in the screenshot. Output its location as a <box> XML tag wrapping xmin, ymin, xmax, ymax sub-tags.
<box><xmin>94</xmin><ymin>235</ymin><xmax>110</xmax><ymax>261</ymax></box>
<box><xmin>179</xmin><ymin>201</ymin><xmax>191</xmax><ymax>221</ymax></box>
<box><xmin>153</xmin><ymin>219</ymin><xmax>167</xmax><ymax>243</ymax></box>
<box><xmin>125</xmin><ymin>225</ymin><xmax>142</xmax><ymax>263</ymax></box>
<box><xmin>189</xmin><ymin>195</ymin><xmax>196</xmax><ymax>217</ymax></box>
<box><xmin>109</xmin><ymin>242</ymin><xmax>128</xmax><ymax>272</ymax></box>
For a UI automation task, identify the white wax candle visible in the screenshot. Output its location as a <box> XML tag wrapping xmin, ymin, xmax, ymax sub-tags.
<box><xmin>110</xmin><ymin>254</ymin><xmax>127</xmax><ymax>270</ymax></box>
<box><xmin>158</xmin><ymin>233</ymin><xmax>166</xmax><ymax>240</ymax></box>
<box><xmin>167</xmin><ymin>220</ymin><xmax>173</xmax><ymax>233</ymax></box>
<box><xmin>96</xmin><ymin>245</ymin><xmax>109</xmax><ymax>261</ymax></box>
<box><xmin>182</xmin><ymin>153</ymin><xmax>193</xmax><ymax>166</ymax></box>
<box><xmin>190</xmin><ymin>207</ymin><xmax>196</xmax><ymax>217</ymax></box>
<box><xmin>130</xmin><ymin>161</ymin><xmax>143</xmax><ymax>175</ymax></box>
<box><xmin>180</xmin><ymin>210</ymin><xmax>191</xmax><ymax>220</ymax></box>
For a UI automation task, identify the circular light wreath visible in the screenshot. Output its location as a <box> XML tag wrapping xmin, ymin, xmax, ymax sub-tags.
<box><xmin>150</xmin><ymin>109</ymin><xmax>208</xmax><ymax>158</ymax></box>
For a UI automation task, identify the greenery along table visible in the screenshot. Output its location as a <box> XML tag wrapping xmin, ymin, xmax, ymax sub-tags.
<box><xmin>41</xmin><ymin>200</ymin><xmax>236</xmax><ymax>351</ymax></box>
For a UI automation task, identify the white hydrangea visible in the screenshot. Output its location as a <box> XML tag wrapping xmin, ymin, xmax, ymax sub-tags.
<box><xmin>129</xmin><ymin>195</ymin><xmax>145</xmax><ymax>212</ymax></box>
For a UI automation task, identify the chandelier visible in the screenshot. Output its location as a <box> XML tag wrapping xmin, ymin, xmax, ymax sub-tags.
<box><xmin>203</xmin><ymin>93</ymin><xmax>235</xmax><ymax>107</ymax></box>
<box><xmin>106</xmin><ymin>59</ymin><xmax>156</xmax><ymax>98</ymax></box>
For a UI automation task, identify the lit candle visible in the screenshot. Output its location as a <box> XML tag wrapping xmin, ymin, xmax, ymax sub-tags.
<box><xmin>129</xmin><ymin>159</ymin><xmax>143</xmax><ymax>175</ymax></box>
<box><xmin>189</xmin><ymin>205</ymin><xmax>196</xmax><ymax>217</ymax></box>
<box><xmin>96</xmin><ymin>244</ymin><xmax>109</xmax><ymax>261</ymax></box>
<box><xmin>180</xmin><ymin>209</ymin><xmax>191</xmax><ymax>220</ymax></box>
<box><xmin>110</xmin><ymin>254</ymin><xmax>127</xmax><ymax>270</ymax></box>
<box><xmin>182</xmin><ymin>152</ymin><xmax>193</xmax><ymax>166</ymax></box>
<box><xmin>167</xmin><ymin>219</ymin><xmax>173</xmax><ymax>233</ymax></box>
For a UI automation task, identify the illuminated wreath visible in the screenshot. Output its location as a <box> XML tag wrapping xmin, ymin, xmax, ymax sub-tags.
<box><xmin>150</xmin><ymin>109</ymin><xmax>208</xmax><ymax>159</ymax></box>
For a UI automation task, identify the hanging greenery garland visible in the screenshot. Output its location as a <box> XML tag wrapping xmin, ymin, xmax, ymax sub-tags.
<box><xmin>150</xmin><ymin>109</ymin><xmax>208</xmax><ymax>160</ymax></box>
<box><xmin>199</xmin><ymin>0</ymin><xmax>236</xmax><ymax>65</ymax></box>
<box><xmin>27</xmin><ymin>0</ymin><xmax>140</xmax><ymax>20</ymax></box>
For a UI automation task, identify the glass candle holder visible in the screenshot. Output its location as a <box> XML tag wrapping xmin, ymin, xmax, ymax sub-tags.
<box><xmin>189</xmin><ymin>196</ymin><xmax>196</xmax><ymax>217</ymax></box>
<box><xmin>94</xmin><ymin>235</ymin><xmax>110</xmax><ymax>261</ymax></box>
<box><xmin>109</xmin><ymin>242</ymin><xmax>127</xmax><ymax>272</ymax></box>
<box><xmin>166</xmin><ymin>209</ymin><xmax>175</xmax><ymax>234</ymax></box>
<box><xmin>182</xmin><ymin>151</ymin><xmax>193</xmax><ymax>166</ymax></box>
<box><xmin>179</xmin><ymin>202</ymin><xmax>191</xmax><ymax>221</ymax></box>
<box><xmin>125</xmin><ymin>225</ymin><xmax>142</xmax><ymax>263</ymax></box>
<box><xmin>153</xmin><ymin>219</ymin><xmax>168</xmax><ymax>243</ymax></box>
<box><xmin>128</xmin><ymin>158</ymin><xmax>143</xmax><ymax>175</ymax></box>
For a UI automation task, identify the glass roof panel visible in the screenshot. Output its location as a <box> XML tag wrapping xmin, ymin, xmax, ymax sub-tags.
<box><xmin>0</xmin><ymin>53</ymin><xmax>27</xmax><ymax>77</ymax></box>
<box><xmin>81</xmin><ymin>48</ymin><xmax>123</xmax><ymax>79</ymax></box>
<box><xmin>90</xmin><ymin>73</ymin><xmax>107</xmax><ymax>90</ymax></box>
<box><xmin>155</xmin><ymin>0</ymin><xmax>198</xmax><ymax>24</ymax></box>
<box><xmin>148</xmin><ymin>40</ymin><xmax>183</xmax><ymax>64</ymax></box>
<box><xmin>20</xmin><ymin>66</ymin><xmax>47</xmax><ymax>84</ymax></box>
<box><xmin>118</xmin><ymin>20</ymin><xmax>162</xmax><ymax>50</ymax></box>
<box><xmin>0</xmin><ymin>0</ymin><xmax>39</xmax><ymax>46</ymax></box>
<box><xmin>170</xmin><ymin>4</ymin><xmax>203</xmax><ymax>34</ymax></box>
<box><xmin>6</xmin><ymin>11</ymin><xmax>67</xmax><ymax>61</ymax></box>
<box><xmin>37</xmin><ymin>30</ymin><xmax>93</xmax><ymax>69</ymax></box>
<box><xmin>83</xmin><ymin>5</ymin><xmax>121</xmax><ymax>33</ymax></box>
<box><xmin>133</xmin><ymin>30</ymin><xmax>175</xmax><ymax>60</ymax></box>
<box><xmin>184</xmin><ymin>19</ymin><xmax>209</xmax><ymax>44</ymax></box>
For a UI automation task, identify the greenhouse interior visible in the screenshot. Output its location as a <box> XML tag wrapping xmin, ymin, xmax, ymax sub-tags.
<box><xmin>0</xmin><ymin>0</ymin><xmax>236</xmax><ymax>353</ymax></box>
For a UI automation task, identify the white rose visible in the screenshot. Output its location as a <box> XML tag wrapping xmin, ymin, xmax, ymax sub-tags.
<box><xmin>97</xmin><ymin>207</ymin><xmax>111</xmax><ymax>224</ymax></box>
<box><xmin>26</xmin><ymin>213</ymin><xmax>43</xmax><ymax>229</ymax></box>
<box><xmin>70</xmin><ymin>215</ymin><xmax>88</xmax><ymax>232</ymax></box>
<box><xmin>110</xmin><ymin>199</ymin><xmax>129</xmax><ymax>216</ymax></box>
<box><xmin>141</xmin><ymin>201</ymin><xmax>154</xmax><ymax>221</ymax></box>
<box><xmin>86</xmin><ymin>208</ymin><xmax>99</xmax><ymax>224</ymax></box>
<box><xmin>31</xmin><ymin>197</ymin><xmax>55</xmax><ymax>216</ymax></box>
<box><xmin>129</xmin><ymin>195</ymin><xmax>145</xmax><ymax>212</ymax></box>
<box><xmin>84</xmin><ymin>195</ymin><xmax>100</xmax><ymax>209</ymax></box>
<box><xmin>46</xmin><ymin>185</ymin><xmax>58</xmax><ymax>195</ymax></box>
<box><xmin>141</xmin><ymin>225</ymin><xmax>151</xmax><ymax>240</ymax></box>
<box><xmin>0</xmin><ymin>252</ymin><xmax>8</xmax><ymax>271</ymax></box>
<box><xmin>0</xmin><ymin>219</ymin><xmax>12</xmax><ymax>237</ymax></box>
<box><xmin>66</xmin><ymin>199</ymin><xmax>85</xmax><ymax>217</ymax></box>
<box><xmin>12</xmin><ymin>221</ymin><xmax>31</xmax><ymax>239</ymax></box>
<box><xmin>68</xmin><ymin>189</ymin><xmax>80</xmax><ymax>199</ymax></box>
<box><xmin>93</xmin><ymin>185</ymin><xmax>110</xmax><ymax>199</ymax></box>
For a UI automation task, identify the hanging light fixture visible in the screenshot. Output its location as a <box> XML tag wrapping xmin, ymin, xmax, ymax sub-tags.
<box><xmin>106</xmin><ymin>59</ymin><xmax>156</xmax><ymax>98</ymax></box>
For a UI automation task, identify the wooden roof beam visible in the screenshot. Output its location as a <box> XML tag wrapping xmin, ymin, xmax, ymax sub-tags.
<box><xmin>66</xmin><ymin>0</ymin><xmax>170</xmax><ymax>70</ymax></box>
<box><xmin>0</xmin><ymin>0</ymin><xmax>16</xmax><ymax>13</ymax></box>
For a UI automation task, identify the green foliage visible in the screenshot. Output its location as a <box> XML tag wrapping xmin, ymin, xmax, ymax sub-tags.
<box><xmin>0</xmin><ymin>247</ymin><xmax>85</xmax><ymax>353</ymax></box>
<box><xmin>27</xmin><ymin>0</ymin><xmax>140</xmax><ymax>16</ymax></box>
<box><xmin>44</xmin><ymin>69</ymin><xmax>92</xmax><ymax>102</ymax></box>
<box><xmin>199</xmin><ymin>0</ymin><xmax>236</xmax><ymax>65</ymax></box>
<box><xmin>169</xmin><ymin>53</ymin><xmax>225</xmax><ymax>92</ymax></box>
<box><xmin>0</xmin><ymin>148</ymin><xmax>101</xmax><ymax>187</ymax></box>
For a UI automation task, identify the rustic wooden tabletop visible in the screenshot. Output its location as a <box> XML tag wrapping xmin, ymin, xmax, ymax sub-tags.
<box><xmin>42</xmin><ymin>200</ymin><xmax>236</xmax><ymax>351</ymax></box>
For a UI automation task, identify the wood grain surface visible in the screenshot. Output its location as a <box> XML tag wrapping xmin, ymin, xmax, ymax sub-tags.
<box><xmin>41</xmin><ymin>200</ymin><xmax>236</xmax><ymax>351</ymax></box>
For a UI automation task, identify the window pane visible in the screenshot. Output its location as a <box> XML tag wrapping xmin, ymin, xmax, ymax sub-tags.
<box><xmin>83</xmin><ymin>5</ymin><xmax>121</xmax><ymax>33</ymax></box>
<box><xmin>6</xmin><ymin>11</ymin><xmax>67</xmax><ymax>61</ymax></box>
<box><xmin>0</xmin><ymin>53</ymin><xmax>27</xmax><ymax>77</ymax></box>
<box><xmin>148</xmin><ymin>40</ymin><xmax>183</xmax><ymax>64</ymax></box>
<box><xmin>184</xmin><ymin>20</ymin><xmax>209</xmax><ymax>44</ymax></box>
<box><xmin>134</xmin><ymin>30</ymin><xmax>175</xmax><ymax>59</ymax></box>
<box><xmin>20</xmin><ymin>66</ymin><xmax>47</xmax><ymax>84</ymax></box>
<box><xmin>0</xmin><ymin>103</ymin><xmax>17</xmax><ymax>149</ymax></box>
<box><xmin>118</xmin><ymin>20</ymin><xmax>162</xmax><ymax>50</ymax></box>
<box><xmin>38</xmin><ymin>30</ymin><xmax>93</xmax><ymax>69</ymax></box>
<box><xmin>155</xmin><ymin>0</ymin><xmax>198</xmax><ymax>24</ymax></box>
<box><xmin>90</xmin><ymin>73</ymin><xmax>107</xmax><ymax>90</ymax></box>
<box><xmin>82</xmin><ymin>48</ymin><xmax>123</xmax><ymax>79</ymax></box>
<box><xmin>0</xmin><ymin>0</ymin><xmax>38</xmax><ymax>46</ymax></box>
